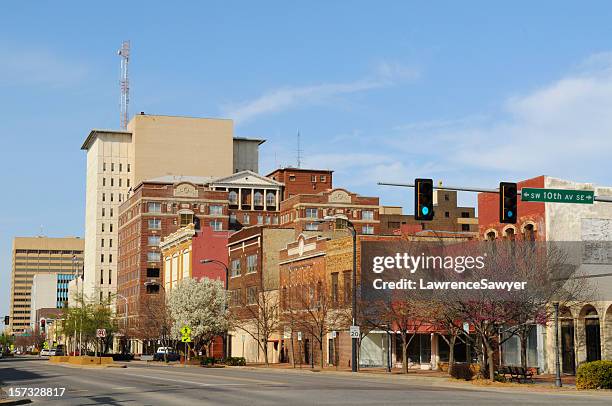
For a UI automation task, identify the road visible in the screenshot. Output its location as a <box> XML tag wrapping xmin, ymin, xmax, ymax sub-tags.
<box><xmin>1</xmin><ymin>357</ymin><xmax>611</xmax><ymax>405</ymax></box>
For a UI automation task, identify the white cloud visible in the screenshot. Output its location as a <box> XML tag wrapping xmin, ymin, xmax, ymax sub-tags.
<box><xmin>0</xmin><ymin>43</ymin><xmax>88</xmax><ymax>88</ymax></box>
<box><xmin>223</xmin><ymin>62</ymin><xmax>418</xmax><ymax>124</ymax></box>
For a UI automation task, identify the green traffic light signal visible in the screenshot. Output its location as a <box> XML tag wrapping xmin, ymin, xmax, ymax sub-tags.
<box><xmin>500</xmin><ymin>182</ymin><xmax>518</xmax><ymax>224</ymax></box>
<box><xmin>415</xmin><ymin>178</ymin><xmax>434</xmax><ymax>221</ymax></box>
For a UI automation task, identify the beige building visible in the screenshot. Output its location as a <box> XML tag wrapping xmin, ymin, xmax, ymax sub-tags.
<box><xmin>81</xmin><ymin>113</ymin><xmax>262</xmax><ymax>304</ymax></box>
<box><xmin>9</xmin><ymin>237</ymin><xmax>84</xmax><ymax>334</ymax></box>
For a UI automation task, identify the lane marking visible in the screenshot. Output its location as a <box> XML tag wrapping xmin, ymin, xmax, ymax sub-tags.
<box><xmin>126</xmin><ymin>373</ymin><xmax>247</xmax><ymax>387</ymax></box>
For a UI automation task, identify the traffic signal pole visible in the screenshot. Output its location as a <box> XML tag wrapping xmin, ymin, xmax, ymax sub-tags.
<box><xmin>378</xmin><ymin>181</ymin><xmax>612</xmax><ymax>202</ymax></box>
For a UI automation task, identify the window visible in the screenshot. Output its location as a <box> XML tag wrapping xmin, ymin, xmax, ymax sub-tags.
<box><xmin>110</xmin><ymin>208</ymin><xmax>113</xmax><ymax>217</ymax></box>
<box><xmin>246</xmin><ymin>254</ymin><xmax>257</xmax><ymax>274</ymax></box>
<box><xmin>247</xmin><ymin>286</ymin><xmax>257</xmax><ymax>305</ymax></box>
<box><xmin>110</xmin><ymin>224</ymin><xmax>113</xmax><ymax>232</ymax></box>
<box><xmin>111</xmin><ymin>178</ymin><xmax>114</xmax><ymax>187</ymax></box>
<box><xmin>362</xmin><ymin>210</ymin><xmax>374</xmax><ymax>221</ymax></box>
<box><xmin>103</xmin><ymin>178</ymin><xmax>106</xmax><ymax>186</ymax></box>
<box><xmin>210</xmin><ymin>205</ymin><xmax>223</xmax><ymax>215</ymax></box>
<box><xmin>110</xmin><ymin>193</ymin><xmax>114</xmax><ymax>202</ymax></box>
<box><xmin>127</xmin><ymin>179</ymin><xmax>130</xmax><ymax>187</ymax></box>
<box><xmin>257</xmin><ymin>215</ymin><xmax>263</xmax><ymax>224</ymax></box>
<box><xmin>102</xmin><ymin>193</ymin><xmax>106</xmax><ymax>202</ymax></box>
<box><xmin>146</xmin><ymin>284</ymin><xmax>160</xmax><ymax>294</ymax></box>
<box><xmin>109</xmin><ymin>254</ymin><xmax>112</xmax><ymax>263</ymax></box>
<box><xmin>445</xmin><ymin>212</ymin><xmax>450</xmax><ymax>218</ymax></box>
<box><xmin>231</xmin><ymin>259</ymin><xmax>241</xmax><ymax>277</ymax></box>
<box><xmin>109</xmin><ymin>239</ymin><xmax>113</xmax><ymax>248</ymax></box>
<box><xmin>211</xmin><ymin>220</ymin><xmax>223</xmax><ymax>231</ymax></box>
<box><xmin>320</xmin><ymin>175</ymin><xmax>326</xmax><ymax>182</ymax></box>
<box><xmin>331</xmin><ymin>273</ymin><xmax>339</xmax><ymax>305</ymax></box>
<box><xmin>148</xmin><ymin>219</ymin><xmax>161</xmax><ymax>229</ymax></box>
<box><xmin>127</xmin><ymin>164</ymin><xmax>131</xmax><ymax>172</ymax></box>
<box><xmin>362</xmin><ymin>225</ymin><xmax>374</xmax><ymax>235</ymax></box>
<box><xmin>243</xmin><ymin>214</ymin><xmax>250</xmax><ymax>224</ymax></box>
<box><xmin>102</xmin><ymin>208</ymin><xmax>105</xmax><ymax>217</ymax></box>
<box><xmin>461</xmin><ymin>212</ymin><xmax>470</xmax><ymax>218</ymax></box>
<box><xmin>229</xmin><ymin>191</ymin><xmax>238</xmax><ymax>205</ymax></box>
<box><xmin>461</xmin><ymin>224</ymin><xmax>470</xmax><ymax>232</ymax></box>
<box><xmin>343</xmin><ymin>271</ymin><xmax>351</xmax><ymax>304</ymax></box>
<box><xmin>100</xmin><ymin>269</ymin><xmax>104</xmax><ymax>285</ymax></box>
<box><xmin>180</xmin><ymin>213</ymin><xmax>193</xmax><ymax>226</ymax></box>
<box><xmin>254</xmin><ymin>192</ymin><xmax>263</xmax><ymax>206</ymax></box>
<box><xmin>146</xmin><ymin>268</ymin><xmax>160</xmax><ymax>278</ymax></box>
<box><xmin>119</xmin><ymin>163</ymin><xmax>122</xmax><ymax>172</ymax></box>
<box><xmin>100</xmin><ymin>254</ymin><xmax>104</xmax><ymax>263</ymax></box>
<box><xmin>148</xmin><ymin>202</ymin><xmax>161</xmax><ymax>213</ymax></box>
<box><xmin>148</xmin><ymin>236</ymin><xmax>160</xmax><ymax>246</ymax></box>
<box><xmin>444</xmin><ymin>194</ymin><xmax>449</xmax><ymax>201</ymax></box>
<box><xmin>102</xmin><ymin>223</ymin><xmax>105</xmax><ymax>232</ymax></box>
<box><xmin>111</xmin><ymin>163</ymin><xmax>114</xmax><ymax>172</ymax></box>
<box><xmin>119</xmin><ymin>178</ymin><xmax>122</xmax><ymax>187</ymax></box>
<box><xmin>305</xmin><ymin>208</ymin><xmax>318</xmax><ymax>219</ymax></box>
<box><xmin>305</xmin><ymin>223</ymin><xmax>318</xmax><ymax>231</ymax></box>
<box><xmin>108</xmin><ymin>269</ymin><xmax>112</xmax><ymax>285</ymax></box>
<box><xmin>289</xmin><ymin>175</ymin><xmax>296</xmax><ymax>181</ymax></box>
<box><xmin>266</xmin><ymin>192</ymin><xmax>275</xmax><ymax>206</ymax></box>
<box><xmin>229</xmin><ymin>214</ymin><xmax>237</xmax><ymax>224</ymax></box>
<box><xmin>101</xmin><ymin>238</ymin><xmax>104</xmax><ymax>248</ymax></box>
<box><xmin>265</xmin><ymin>216</ymin><xmax>271</xmax><ymax>225</ymax></box>
<box><xmin>230</xmin><ymin>289</ymin><xmax>241</xmax><ymax>307</ymax></box>
<box><xmin>147</xmin><ymin>252</ymin><xmax>161</xmax><ymax>262</ymax></box>
<box><xmin>272</xmin><ymin>216</ymin><xmax>278</xmax><ymax>225</ymax></box>
<box><xmin>103</xmin><ymin>162</ymin><xmax>106</xmax><ymax>171</ymax></box>
<box><xmin>311</xmin><ymin>175</ymin><xmax>317</xmax><ymax>182</ymax></box>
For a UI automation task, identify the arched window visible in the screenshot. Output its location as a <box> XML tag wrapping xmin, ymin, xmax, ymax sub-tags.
<box><xmin>503</xmin><ymin>226</ymin><xmax>516</xmax><ymax>240</ymax></box>
<box><xmin>254</xmin><ymin>191</ymin><xmax>264</xmax><ymax>206</ymax></box>
<box><xmin>485</xmin><ymin>230</ymin><xmax>497</xmax><ymax>241</ymax></box>
<box><xmin>522</xmin><ymin>223</ymin><xmax>536</xmax><ymax>241</ymax></box>
<box><xmin>266</xmin><ymin>192</ymin><xmax>275</xmax><ymax>206</ymax></box>
<box><xmin>582</xmin><ymin>305</ymin><xmax>601</xmax><ymax>362</ymax></box>
<box><xmin>228</xmin><ymin>191</ymin><xmax>238</xmax><ymax>205</ymax></box>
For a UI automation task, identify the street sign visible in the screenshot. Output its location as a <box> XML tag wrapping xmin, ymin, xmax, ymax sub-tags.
<box><xmin>349</xmin><ymin>326</ymin><xmax>360</xmax><ymax>339</ymax></box>
<box><xmin>283</xmin><ymin>328</ymin><xmax>291</xmax><ymax>339</ymax></box>
<box><xmin>297</xmin><ymin>332</ymin><xmax>302</xmax><ymax>341</ymax></box>
<box><xmin>180</xmin><ymin>325</ymin><xmax>192</xmax><ymax>343</ymax></box>
<box><xmin>463</xmin><ymin>322</ymin><xmax>470</xmax><ymax>333</ymax></box>
<box><xmin>521</xmin><ymin>188</ymin><xmax>594</xmax><ymax>204</ymax></box>
<box><xmin>96</xmin><ymin>329</ymin><xmax>106</xmax><ymax>338</ymax></box>
<box><xmin>43</xmin><ymin>341</ymin><xmax>49</xmax><ymax>350</ymax></box>
<box><xmin>331</xmin><ymin>331</ymin><xmax>337</xmax><ymax>339</ymax></box>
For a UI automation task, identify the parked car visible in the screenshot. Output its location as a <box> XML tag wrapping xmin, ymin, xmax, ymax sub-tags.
<box><xmin>40</xmin><ymin>349</ymin><xmax>50</xmax><ymax>356</ymax></box>
<box><xmin>153</xmin><ymin>347</ymin><xmax>180</xmax><ymax>361</ymax></box>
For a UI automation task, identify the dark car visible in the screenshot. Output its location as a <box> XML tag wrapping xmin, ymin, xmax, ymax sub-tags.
<box><xmin>153</xmin><ymin>347</ymin><xmax>180</xmax><ymax>361</ymax></box>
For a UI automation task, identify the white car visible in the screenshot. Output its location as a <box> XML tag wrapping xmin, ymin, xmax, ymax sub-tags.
<box><xmin>40</xmin><ymin>349</ymin><xmax>50</xmax><ymax>356</ymax></box>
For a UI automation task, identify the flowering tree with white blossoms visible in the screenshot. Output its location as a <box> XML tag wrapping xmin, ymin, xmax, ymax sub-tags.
<box><xmin>167</xmin><ymin>277</ymin><xmax>231</xmax><ymax>357</ymax></box>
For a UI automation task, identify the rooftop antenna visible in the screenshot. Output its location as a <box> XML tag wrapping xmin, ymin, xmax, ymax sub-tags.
<box><xmin>118</xmin><ymin>40</ymin><xmax>130</xmax><ymax>130</ymax></box>
<box><xmin>296</xmin><ymin>130</ymin><xmax>302</xmax><ymax>168</ymax></box>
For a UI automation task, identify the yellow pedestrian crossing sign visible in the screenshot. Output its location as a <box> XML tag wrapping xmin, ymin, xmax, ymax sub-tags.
<box><xmin>180</xmin><ymin>325</ymin><xmax>191</xmax><ymax>343</ymax></box>
<box><xmin>43</xmin><ymin>341</ymin><xmax>49</xmax><ymax>349</ymax></box>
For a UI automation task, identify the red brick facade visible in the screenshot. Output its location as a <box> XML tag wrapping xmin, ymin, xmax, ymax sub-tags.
<box><xmin>267</xmin><ymin>168</ymin><xmax>333</xmax><ymax>200</ymax></box>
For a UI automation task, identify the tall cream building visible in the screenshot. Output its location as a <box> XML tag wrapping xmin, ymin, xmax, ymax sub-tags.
<box><xmin>9</xmin><ymin>237</ymin><xmax>84</xmax><ymax>333</ymax></box>
<box><xmin>81</xmin><ymin>113</ymin><xmax>262</xmax><ymax>304</ymax></box>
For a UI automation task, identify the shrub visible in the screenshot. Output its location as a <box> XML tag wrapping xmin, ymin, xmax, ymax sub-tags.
<box><xmin>224</xmin><ymin>357</ymin><xmax>246</xmax><ymax>366</ymax></box>
<box><xmin>200</xmin><ymin>357</ymin><xmax>218</xmax><ymax>366</ymax></box>
<box><xmin>450</xmin><ymin>363</ymin><xmax>475</xmax><ymax>381</ymax></box>
<box><xmin>576</xmin><ymin>361</ymin><xmax>612</xmax><ymax>390</ymax></box>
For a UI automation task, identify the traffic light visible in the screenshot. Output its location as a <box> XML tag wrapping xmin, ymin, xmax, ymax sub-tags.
<box><xmin>499</xmin><ymin>182</ymin><xmax>518</xmax><ymax>224</ymax></box>
<box><xmin>415</xmin><ymin>178</ymin><xmax>434</xmax><ymax>221</ymax></box>
<box><xmin>40</xmin><ymin>318</ymin><xmax>46</xmax><ymax>331</ymax></box>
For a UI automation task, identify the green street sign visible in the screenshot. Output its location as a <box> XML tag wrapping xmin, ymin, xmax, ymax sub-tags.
<box><xmin>521</xmin><ymin>188</ymin><xmax>594</xmax><ymax>204</ymax></box>
<box><xmin>180</xmin><ymin>325</ymin><xmax>192</xmax><ymax>343</ymax></box>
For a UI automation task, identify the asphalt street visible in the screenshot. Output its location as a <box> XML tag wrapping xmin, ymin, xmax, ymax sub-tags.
<box><xmin>1</xmin><ymin>357</ymin><xmax>611</xmax><ymax>405</ymax></box>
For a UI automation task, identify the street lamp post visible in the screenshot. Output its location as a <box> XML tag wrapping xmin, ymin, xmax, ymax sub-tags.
<box><xmin>553</xmin><ymin>302</ymin><xmax>562</xmax><ymax>387</ymax></box>
<box><xmin>200</xmin><ymin>259</ymin><xmax>230</xmax><ymax>358</ymax></box>
<box><xmin>321</xmin><ymin>215</ymin><xmax>358</xmax><ymax>373</ymax></box>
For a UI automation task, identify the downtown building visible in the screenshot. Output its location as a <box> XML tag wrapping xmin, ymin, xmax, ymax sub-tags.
<box><xmin>81</xmin><ymin>113</ymin><xmax>262</xmax><ymax>306</ymax></box>
<box><xmin>8</xmin><ymin>237</ymin><xmax>84</xmax><ymax>334</ymax></box>
<box><xmin>478</xmin><ymin>175</ymin><xmax>612</xmax><ymax>374</ymax></box>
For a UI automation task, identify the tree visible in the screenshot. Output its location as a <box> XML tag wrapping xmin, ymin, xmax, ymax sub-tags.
<box><xmin>231</xmin><ymin>284</ymin><xmax>281</xmax><ymax>366</ymax></box>
<box><xmin>167</xmin><ymin>278</ymin><xmax>230</xmax><ymax>358</ymax></box>
<box><xmin>133</xmin><ymin>291</ymin><xmax>174</xmax><ymax>361</ymax></box>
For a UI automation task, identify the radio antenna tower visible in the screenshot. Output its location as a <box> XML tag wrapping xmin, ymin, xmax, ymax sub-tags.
<box><xmin>118</xmin><ymin>40</ymin><xmax>130</xmax><ymax>130</ymax></box>
<box><xmin>296</xmin><ymin>130</ymin><xmax>302</xmax><ymax>168</ymax></box>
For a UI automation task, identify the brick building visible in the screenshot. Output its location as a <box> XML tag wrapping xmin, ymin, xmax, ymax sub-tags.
<box><xmin>117</xmin><ymin>178</ymin><xmax>229</xmax><ymax>353</ymax></box>
<box><xmin>379</xmin><ymin>189</ymin><xmax>477</xmax><ymax>235</ymax></box>
<box><xmin>226</xmin><ymin>225</ymin><xmax>295</xmax><ymax>363</ymax></box>
<box><xmin>279</xmin><ymin>188</ymin><xmax>380</xmax><ymax>234</ymax></box>
<box><xmin>267</xmin><ymin>167</ymin><xmax>333</xmax><ymax>200</ymax></box>
<box><xmin>478</xmin><ymin>176</ymin><xmax>612</xmax><ymax>374</ymax></box>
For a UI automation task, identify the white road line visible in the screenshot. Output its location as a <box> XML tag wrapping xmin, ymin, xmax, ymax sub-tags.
<box><xmin>111</xmin><ymin>387</ymin><xmax>137</xmax><ymax>390</ymax></box>
<box><xmin>126</xmin><ymin>373</ymin><xmax>247</xmax><ymax>387</ymax></box>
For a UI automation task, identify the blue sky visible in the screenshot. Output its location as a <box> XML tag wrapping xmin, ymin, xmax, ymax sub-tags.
<box><xmin>2</xmin><ymin>1</ymin><xmax>612</xmax><ymax>317</ymax></box>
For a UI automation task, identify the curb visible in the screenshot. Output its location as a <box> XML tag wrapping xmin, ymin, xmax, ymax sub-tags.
<box><xmin>0</xmin><ymin>399</ymin><xmax>33</xmax><ymax>405</ymax></box>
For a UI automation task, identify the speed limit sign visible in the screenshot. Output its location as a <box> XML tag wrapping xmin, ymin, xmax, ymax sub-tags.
<box><xmin>349</xmin><ymin>326</ymin><xmax>360</xmax><ymax>338</ymax></box>
<box><xmin>96</xmin><ymin>329</ymin><xmax>106</xmax><ymax>338</ymax></box>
